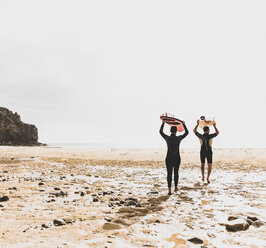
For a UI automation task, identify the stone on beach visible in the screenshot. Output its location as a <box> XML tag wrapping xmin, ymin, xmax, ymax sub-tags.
<box><xmin>252</xmin><ymin>220</ymin><xmax>264</xmax><ymax>228</ymax></box>
<box><xmin>187</xmin><ymin>237</ymin><xmax>204</xmax><ymax>244</ymax></box>
<box><xmin>53</xmin><ymin>219</ymin><xmax>66</xmax><ymax>226</ymax></box>
<box><xmin>225</xmin><ymin>219</ymin><xmax>249</xmax><ymax>232</ymax></box>
<box><xmin>0</xmin><ymin>196</ymin><xmax>9</xmax><ymax>202</ymax></box>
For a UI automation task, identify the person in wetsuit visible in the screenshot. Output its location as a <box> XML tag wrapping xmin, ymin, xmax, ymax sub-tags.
<box><xmin>193</xmin><ymin>120</ymin><xmax>219</xmax><ymax>184</ymax></box>
<box><xmin>160</xmin><ymin>119</ymin><xmax>189</xmax><ymax>195</ymax></box>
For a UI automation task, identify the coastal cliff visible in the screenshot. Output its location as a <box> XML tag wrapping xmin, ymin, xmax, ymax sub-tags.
<box><xmin>0</xmin><ymin>107</ymin><xmax>40</xmax><ymax>146</ymax></box>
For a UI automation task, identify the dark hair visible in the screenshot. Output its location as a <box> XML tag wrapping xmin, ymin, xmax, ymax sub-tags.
<box><xmin>203</xmin><ymin>126</ymin><xmax>209</xmax><ymax>132</ymax></box>
<box><xmin>170</xmin><ymin>126</ymin><xmax>177</xmax><ymax>133</ymax></box>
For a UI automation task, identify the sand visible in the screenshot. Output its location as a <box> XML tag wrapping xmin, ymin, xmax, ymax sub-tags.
<box><xmin>0</xmin><ymin>146</ymin><xmax>265</xmax><ymax>248</ymax></box>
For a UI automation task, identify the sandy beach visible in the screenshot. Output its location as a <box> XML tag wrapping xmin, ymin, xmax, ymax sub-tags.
<box><xmin>0</xmin><ymin>146</ymin><xmax>265</xmax><ymax>248</ymax></box>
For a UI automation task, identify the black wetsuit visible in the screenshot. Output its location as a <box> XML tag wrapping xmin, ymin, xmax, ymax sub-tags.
<box><xmin>160</xmin><ymin>123</ymin><xmax>189</xmax><ymax>188</ymax></box>
<box><xmin>195</xmin><ymin>132</ymin><xmax>217</xmax><ymax>163</ymax></box>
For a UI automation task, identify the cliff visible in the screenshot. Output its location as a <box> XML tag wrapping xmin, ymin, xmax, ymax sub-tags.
<box><xmin>0</xmin><ymin>107</ymin><xmax>40</xmax><ymax>146</ymax></box>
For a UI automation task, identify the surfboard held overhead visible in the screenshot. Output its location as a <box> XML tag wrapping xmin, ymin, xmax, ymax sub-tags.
<box><xmin>198</xmin><ymin>116</ymin><xmax>216</xmax><ymax>129</ymax></box>
<box><xmin>160</xmin><ymin>113</ymin><xmax>184</xmax><ymax>132</ymax></box>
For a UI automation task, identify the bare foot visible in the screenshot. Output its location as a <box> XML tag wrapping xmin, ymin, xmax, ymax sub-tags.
<box><xmin>207</xmin><ymin>179</ymin><xmax>210</xmax><ymax>184</ymax></box>
<box><xmin>202</xmin><ymin>178</ymin><xmax>205</xmax><ymax>183</ymax></box>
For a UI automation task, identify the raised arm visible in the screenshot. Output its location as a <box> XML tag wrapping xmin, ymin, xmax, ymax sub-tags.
<box><xmin>193</xmin><ymin>120</ymin><xmax>199</xmax><ymax>133</ymax></box>
<box><xmin>159</xmin><ymin>121</ymin><xmax>167</xmax><ymax>139</ymax></box>
<box><xmin>213</xmin><ymin>122</ymin><xmax>219</xmax><ymax>135</ymax></box>
<box><xmin>180</xmin><ymin>121</ymin><xmax>189</xmax><ymax>139</ymax></box>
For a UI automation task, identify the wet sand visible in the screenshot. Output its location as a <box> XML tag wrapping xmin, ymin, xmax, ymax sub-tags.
<box><xmin>0</xmin><ymin>146</ymin><xmax>265</xmax><ymax>248</ymax></box>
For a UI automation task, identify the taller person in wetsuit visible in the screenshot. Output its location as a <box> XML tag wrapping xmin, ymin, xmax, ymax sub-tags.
<box><xmin>160</xmin><ymin>119</ymin><xmax>189</xmax><ymax>195</ymax></box>
<box><xmin>193</xmin><ymin>120</ymin><xmax>219</xmax><ymax>184</ymax></box>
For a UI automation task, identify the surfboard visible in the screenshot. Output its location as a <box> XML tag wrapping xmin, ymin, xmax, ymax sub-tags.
<box><xmin>160</xmin><ymin>113</ymin><xmax>184</xmax><ymax>132</ymax></box>
<box><xmin>198</xmin><ymin>116</ymin><xmax>215</xmax><ymax>129</ymax></box>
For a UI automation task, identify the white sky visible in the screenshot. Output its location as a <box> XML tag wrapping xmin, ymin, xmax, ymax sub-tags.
<box><xmin>0</xmin><ymin>0</ymin><xmax>265</xmax><ymax>148</ymax></box>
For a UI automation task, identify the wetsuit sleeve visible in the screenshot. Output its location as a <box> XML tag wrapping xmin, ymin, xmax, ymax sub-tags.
<box><xmin>209</xmin><ymin>133</ymin><xmax>217</xmax><ymax>139</ymax></box>
<box><xmin>159</xmin><ymin>123</ymin><xmax>167</xmax><ymax>139</ymax></box>
<box><xmin>179</xmin><ymin>123</ymin><xmax>189</xmax><ymax>140</ymax></box>
<box><xmin>195</xmin><ymin>132</ymin><xmax>203</xmax><ymax>139</ymax></box>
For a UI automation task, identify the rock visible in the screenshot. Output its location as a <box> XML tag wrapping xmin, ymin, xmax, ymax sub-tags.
<box><xmin>102</xmin><ymin>223</ymin><xmax>121</xmax><ymax>230</ymax></box>
<box><xmin>54</xmin><ymin>187</ymin><xmax>60</xmax><ymax>191</ymax></box>
<box><xmin>125</xmin><ymin>197</ymin><xmax>137</xmax><ymax>202</ymax></box>
<box><xmin>126</xmin><ymin>200</ymin><xmax>137</xmax><ymax>206</ymax></box>
<box><xmin>246</xmin><ymin>219</ymin><xmax>253</xmax><ymax>225</ymax></box>
<box><xmin>187</xmin><ymin>237</ymin><xmax>204</xmax><ymax>244</ymax></box>
<box><xmin>52</xmin><ymin>191</ymin><xmax>67</xmax><ymax>197</ymax></box>
<box><xmin>41</xmin><ymin>223</ymin><xmax>51</xmax><ymax>228</ymax></box>
<box><xmin>104</xmin><ymin>218</ymin><xmax>112</xmax><ymax>222</ymax></box>
<box><xmin>8</xmin><ymin>187</ymin><xmax>17</xmax><ymax>190</ymax></box>
<box><xmin>228</xmin><ymin>216</ymin><xmax>239</xmax><ymax>221</ymax></box>
<box><xmin>252</xmin><ymin>220</ymin><xmax>264</xmax><ymax>228</ymax></box>
<box><xmin>225</xmin><ymin>219</ymin><xmax>249</xmax><ymax>232</ymax></box>
<box><xmin>247</xmin><ymin>216</ymin><xmax>259</xmax><ymax>222</ymax></box>
<box><xmin>93</xmin><ymin>198</ymin><xmax>99</xmax><ymax>202</ymax></box>
<box><xmin>0</xmin><ymin>204</ymin><xmax>4</xmax><ymax>207</ymax></box>
<box><xmin>80</xmin><ymin>192</ymin><xmax>85</xmax><ymax>196</ymax></box>
<box><xmin>38</xmin><ymin>182</ymin><xmax>44</xmax><ymax>186</ymax></box>
<box><xmin>0</xmin><ymin>196</ymin><xmax>9</xmax><ymax>202</ymax></box>
<box><xmin>110</xmin><ymin>197</ymin><xmax>120</xmax><ymax>202</ymax></box>
<box><xmin>53</xmin><ymin>219</ymin><xmax>66</xmax><ymax>226</ymax></box>
<box><xmin>0</xmin><ymin>107</ymin><xmax>41</xmax><ymax>146</ymax></box>
<box><xmin>149</xmin><ymin>191</ymin><xmax>159</xmax><ymax>195</ymax></box>
<box><xmin>63</xmin><ymin>218</ymin><xmax>74</xmax><ymax>224</ymax></box>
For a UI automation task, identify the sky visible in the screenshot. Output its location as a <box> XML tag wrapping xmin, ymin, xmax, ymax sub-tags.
<box><xmin>0</xmin><ymin>0</ymin><xmax>265</xmax><ymax>148</ymax></box>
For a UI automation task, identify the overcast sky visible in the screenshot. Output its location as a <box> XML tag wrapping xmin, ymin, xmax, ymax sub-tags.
<box><xmin>0</xmin><ymin>0</ymin><xmax>265</xmax><ymax>148</ymax></box>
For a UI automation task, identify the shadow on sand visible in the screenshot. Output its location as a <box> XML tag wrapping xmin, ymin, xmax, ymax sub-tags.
<box><xmin>109</xmin><ymin>194</ymin><xmax>170</xmax><ymax>227</ymax></box>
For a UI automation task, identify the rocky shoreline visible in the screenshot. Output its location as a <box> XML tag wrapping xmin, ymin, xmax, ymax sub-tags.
<box><xmin>0</xmin><ymin>147</ymin><xmax>265</xmax><ymax>247</ymax></box>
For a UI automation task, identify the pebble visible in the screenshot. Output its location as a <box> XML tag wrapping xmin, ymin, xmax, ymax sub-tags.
<box><xmin>228</xmin><ymin>216</ymin><xmax>239</xmax><ymax>221</ymax></box>
<box><xmin>53</xmin><ymin>219</ymin><xmax>66</xmax><ymax>226</ymax></box>
<box><xmin>126</xmin><ymin>200</ymin><xmax>137</xmax><ymax>206</ymax></box>
<box><xmin>187</xmin><ymin>237</ymin><xmax>204</xmax><ymax>244</ymax></box>
<box><xmin>0</xmin><ymin>196</ymin><xmax>9</xmax><ymax>202</ymax></box>
<box><xmin>8</xmin><ymin>187</ymin><xmax>17</xmax><ymax>190</ymax></box>
<box><xmin>41</xmin><ymin>223</ymin><xmax>51</xmax><ymax>229</ymax></box>
<box><xmin>247</xmin><ymin>216</ymin><xmax>259</xmax><ymax>222</ymax></box>
<box><xmin>225</xmin><ymin>219</ymin><xmax>249</xmax><ymax>232</ymax></box>
<box><xmin>252</xmin><ymin>220</ymin><xmax>264</xmax><ymax>228</ymax></box>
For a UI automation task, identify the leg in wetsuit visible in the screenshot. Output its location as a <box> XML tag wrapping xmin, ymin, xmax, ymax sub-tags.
<box><xmin>166</xmin><ymin>154</ymin><xmax>181</xmax><ymax>189</ymax></box>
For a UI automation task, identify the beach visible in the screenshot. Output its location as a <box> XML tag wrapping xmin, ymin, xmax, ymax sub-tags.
<box><xmin>0</xmin><ymin>146</ymin><xmax>265</xmax><ymax>248</ymax></box>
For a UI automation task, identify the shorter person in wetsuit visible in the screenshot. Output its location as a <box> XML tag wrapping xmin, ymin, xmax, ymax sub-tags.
<box><xmin>193</xmin><ymin>120</ymin><xmax>219</xmax><ymax>184</ymax></box>
<box><xmin>160</xmin><ymin>119</ymin><xmax>189</xmax><ymax>195</ymax></box>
